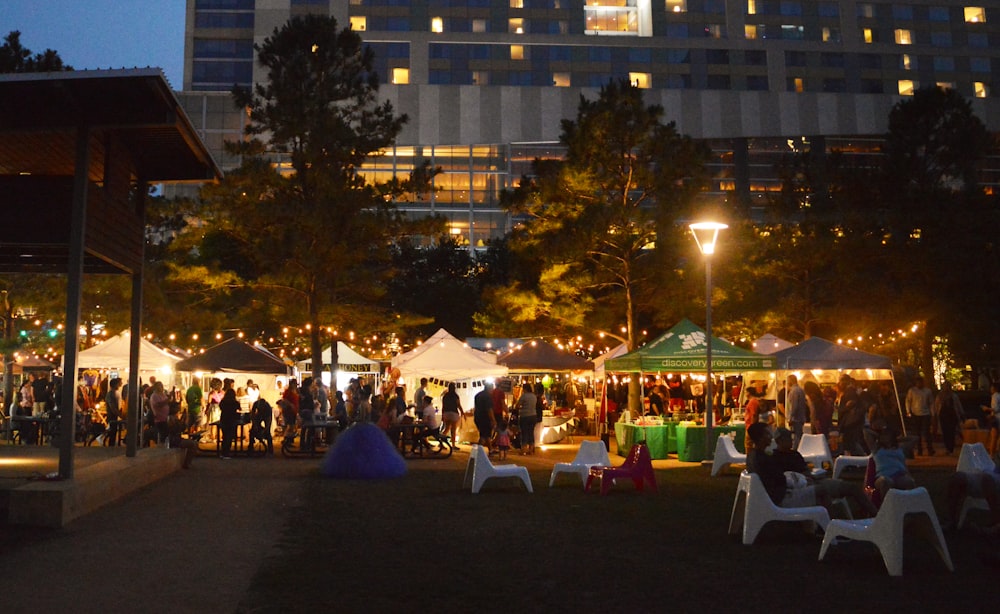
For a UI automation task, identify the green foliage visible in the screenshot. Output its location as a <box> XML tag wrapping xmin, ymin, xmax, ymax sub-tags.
<box><xmin>161</xmin><ymin>15</ymin><xmax>439</xmax><ymax>370</ymax></box>
<box><xmin>493</xmin><ymin>80</ymin><xmax>710</xmax><ymax>348</ymax></box>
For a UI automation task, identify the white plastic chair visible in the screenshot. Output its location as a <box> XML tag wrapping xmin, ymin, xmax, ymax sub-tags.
<box><xmin>832</xmin><ymin>454</ymin><xmax>871</xmax><ymax>479</ymax></box>
<box><xmin>462</xmin><ymin>444</ymin><xmax>533</xmax><ymax>494</ymax></box>
<box><xmin>711</xmin><ymin>433</ymin><xmax>746</xmax><ymax>477</ymax></box>
<box><xmin>956</xmin><ymin>443</ymin><xmax>996</xmax><ymax>528</ymax></box>
<box><xmin>728</xmin><ymin>471</ymin><xmax>831</xmax><ymax>545</ymax></box>
<box><xmin>818</xmin><ymin>487</ymin><xmax>953</xmax><ymax>576</ymax></box>
<box><xmin>798</xmin><ymin>434</ymin><xmax>833</xmax><ymax>470</ymax></box>
<box><xmin>549</xmin><ymin>440</ymin><xmax>611</xmax><ymax>487</ymax></box>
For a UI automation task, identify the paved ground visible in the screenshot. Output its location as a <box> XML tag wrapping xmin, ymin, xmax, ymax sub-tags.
<box><xmin>0</xmin><ymin>437</ymin><xmax>968</xmax><ymax>613</ymax></box>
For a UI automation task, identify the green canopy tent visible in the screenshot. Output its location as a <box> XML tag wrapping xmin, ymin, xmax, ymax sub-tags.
<box><xmin>605</xmin><ymin>319</ymin><xmax>776</xmax><ymax>373</ymax></box>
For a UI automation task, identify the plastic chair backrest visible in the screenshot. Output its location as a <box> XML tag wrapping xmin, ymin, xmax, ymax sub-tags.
<box><xmin>719</xmin><ymin>434</ymin><xmax>742</xmax><ymax>457</ymax></box>
<box><xmin>798</xmin><ymin>434</ymin><xmax>831</xmax><ymax>458</ymax></box>
<box><xmin>957</xmin><ymin>443</ymin><xmax>996</xmax><ymax>473</ymax></box>
<box><xmin>575</xmin><ymin>439</ymin><xmax>611</xmax><ymax>466</ymax></box>
<box><xmin>474</xmin><ymin>442</ymin><xmax>495</xmax><ymax>469</ymax></box>
<box><xmin>871</xmin><ymin>486</ymin><xmax>932</xmax><ymax>531</ymax></box>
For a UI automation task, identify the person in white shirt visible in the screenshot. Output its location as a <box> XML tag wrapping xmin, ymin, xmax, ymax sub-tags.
<box><xmin>905</xmin><ymin>376</ymin><xmax>935</xmax><ymax>456</ymax></box>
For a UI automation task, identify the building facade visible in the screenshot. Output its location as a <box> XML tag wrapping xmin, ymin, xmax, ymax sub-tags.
<box><xmin>179</xmin><ymin>0</ymin><xmax>1000</xmax><ymax>245</ymax></box>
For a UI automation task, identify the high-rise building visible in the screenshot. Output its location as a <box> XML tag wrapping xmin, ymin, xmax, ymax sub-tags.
<box><xmin>179</xmin><ymin>0</ymin><xmax>1000</xmax><ymax>245</ymax></box>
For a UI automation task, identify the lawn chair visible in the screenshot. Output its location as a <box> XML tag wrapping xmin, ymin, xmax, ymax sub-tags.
<box><xmin>956</xmin><ymin>442</ymin><xmax>996</xmax><ymax>528</ymax></box>
<box><xmin>549</xmin><ymin>440</ymin><xmax>611</xmax><ymax>488</ymax></box>
<box><xmin>462</xmin><ymin>444</ymin><xmax>533</xmax><ymax>494</ymax></box>
<box><xmin>798</xmin><ymin>434</ymin><xmax>833</xmax><ymax>470</ymax></box>
<box><xmin>711</xmin><ymin>433</ymin><xmax>746</xmax><ymax>476</ymax></box>
<box><xmin>833</xmin><ymin>454</ymin><xmax>871</xmax><ymax>479</ymax></box>
<box><xmin>818</xmin><ymin>487</ymin><xmax>953</xmax><ymax>576</ymax></box>
<box><xmin>729</xmin><ymin>471</ymin><xmax>830</xmax><ymax>545</ymax></box>
<box><xmin>585</xmin><ymin>442</ymin><xmax>657</xmax><ymax>495</ymax></box>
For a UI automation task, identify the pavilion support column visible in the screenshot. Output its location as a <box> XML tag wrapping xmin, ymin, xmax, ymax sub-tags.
<box><xmin>125</xmin><ymin>180</ymin><xmax>147</xmax><ymax>458</ymax></box>
<box><xmin>59</xmin><ymin>125</ymin><xmax>91</xmax><ymax>479</ymax></box>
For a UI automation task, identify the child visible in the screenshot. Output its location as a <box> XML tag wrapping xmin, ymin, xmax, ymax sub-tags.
<box><xmin>494</xmin><ymin>418</ymin><xmax>511</xmax><ymax>460</ymax></box>
<box><xmin>873</xmin><ymin>426</ymin><xmax>916</xmax><ymax>498</ymax></box>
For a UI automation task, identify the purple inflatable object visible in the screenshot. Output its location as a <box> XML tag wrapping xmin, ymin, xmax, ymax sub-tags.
<box><xmin>320</xmin><ymin>423</ymin><xmax>408</xmax><ymax>479</ymax></box>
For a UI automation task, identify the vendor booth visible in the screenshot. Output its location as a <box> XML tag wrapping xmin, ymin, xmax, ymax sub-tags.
<box><xmin>175</xmin><ymin>338</ymin><xmax>291</xmax><ymax>403</ymax></box>
<box><xmin>498</xmin><ymin>339</ymin><xmax>594</xmax><ymax>443</ymax></box>
<box><xmin>391</xmin><ymin>329</ymin><xmax>508</xmax><ymax>442</ymax></box>
<box><xmin>760</xmin><ymin>336</ymin><xmax>904</xmax><ymax>435</ymax></box>
<box><xmin>604</xmin><ymin>319</ymin><xmax>776</xmax><ymax>462</ymax></box>
<box><xmin>72</xmin><ymin>330</ymin><xmax>182</xmax><ymax>385</ymax></box>
<box><xmin>295</xmin><ymin>341</ymin><xmax>380</xmax><ymax>393</ymax></box>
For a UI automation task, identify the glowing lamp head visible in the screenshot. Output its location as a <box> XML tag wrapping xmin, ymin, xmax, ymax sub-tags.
<box><xmin>689</xmin><ymin>221</ymin><xmax>728</xmax><ymax>256</ymax></box>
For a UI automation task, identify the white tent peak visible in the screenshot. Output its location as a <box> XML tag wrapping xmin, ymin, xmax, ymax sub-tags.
<box><xmin>752</xmin><ymin>333</ymin><xmax>794</xmax><ymax>355</ymax></box>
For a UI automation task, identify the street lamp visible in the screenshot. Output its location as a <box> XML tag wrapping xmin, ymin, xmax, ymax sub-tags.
<box><xmin>689</xmin><ymin>221</ymin><xmax>727</xmax><ymax>461</ymax></box>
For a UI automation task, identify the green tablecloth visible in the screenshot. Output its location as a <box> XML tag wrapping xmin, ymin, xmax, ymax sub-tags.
<box><xmin>676</xmin><ymin>424</ymin><xmax>745</xmax><ymax>463</ymax></box>
<box><xmin>614</xmin><ymin>422</ymin><xmax>677</xmax><ymax>459</ymax></box>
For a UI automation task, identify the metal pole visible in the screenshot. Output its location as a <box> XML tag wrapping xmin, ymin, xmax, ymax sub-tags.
<box><xmin>705</xmin><ymin>257</ymin><xmax>714</xmax><ymax>461</ymax></box>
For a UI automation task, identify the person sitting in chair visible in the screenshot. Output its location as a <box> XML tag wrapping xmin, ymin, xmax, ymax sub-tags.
<box><xmin>411</xmin><ymin>395</ymin><xmax>442</xmax><ymax>453</ymax></box>
<box><xmin>748</xmin><ymin>423</ymin><xmax>876</xmax><ymax>517</ymax></box>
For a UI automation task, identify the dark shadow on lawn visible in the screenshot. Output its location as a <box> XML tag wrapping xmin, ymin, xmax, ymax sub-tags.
<box><xmin>236</xmin><ymin>464</ymin><xmax>996</xmax><ymax>613</ymax></box>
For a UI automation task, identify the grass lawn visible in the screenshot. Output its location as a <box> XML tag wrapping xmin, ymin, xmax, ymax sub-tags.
<box><xmin>237</xmin><ymin>458</ymin><xmax>996</xmax><ymax>613</ymax></box>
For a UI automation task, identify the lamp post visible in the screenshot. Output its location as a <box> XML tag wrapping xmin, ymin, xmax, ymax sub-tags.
<box><xmin>689</xmin><ymin>222</ymin><xmax>727</xmax><ymax>461</ymax></box>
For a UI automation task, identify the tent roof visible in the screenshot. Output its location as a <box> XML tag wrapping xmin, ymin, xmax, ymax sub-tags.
<box><xmin>768</xmin><ymin>337</ymin><xmax>893</xmax><ymax>371</ymax></box>
<box><xmin>295</xmin><ymin>341</ymin><xmax>380</xmax><ymax>374</ymax></box>
<box><xmin>74</xmin><ymin>330</ymin><xmax>181</xmax><ymax>373</ymax></box>
<box><xmin>392</xmin><ymin>328</ymin><xmax>506</xmax><ymax>380</ymax></box>
<box><xmin>605</xmin><ymin>319</ymin><xmax>776</xmax><ymax>372</ymax></box>
<box><xmin>175</xmin><ymin>338</ymin><xmax>290</xmax><ymax>374</ymax></box>
<box><xmin>752</xmin><ymin>333</ymin><xmax>795</xmax><ymax>355</ymax></box>
<box><xmin>593</xmin><ymin>343</ymin><xmax>629</xmax><ymax>376</ymax></box>
<box><xmin>497</xmin><ymin>339</ymin><xmax>593</xmax><ymax>372</ymax></box>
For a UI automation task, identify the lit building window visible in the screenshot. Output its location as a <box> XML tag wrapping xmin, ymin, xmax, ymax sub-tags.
<box><xmin>898</xmin><ymin>79</ymin><xmax>916</xmax><ymax>95</ymax></box>
<box><xmin>472</xmin><ymin>71</ymin><xmax>489</xmax><ymax>85</ymax></box>
<box><xmin>894</xmin><ymin>29</ymin><xmax>912</xmax><ymax>44</ymax></box>
<box><xmin>747</xmin><ymin>0</ymin><xmax>756</xmax><ymax>15</ymax></box>
<box><xmin>629</xmin><ymin>72</ymin><xmax>651</xmax><ymax>88</ymax></box>
<box><xmin>862</xmin><ymin>27</ymin><xmax>873</xmax><ymax>43</ymax></box>
<box><xmin>822</xmin><ymin>27</ymin><xmax>840</xmax><ymax>42</ymax></box>
<box><xmin>745</xmin><ymin>25</ymin><xmax>758</xmax><ymax>39</ymax></box>
<box><xmin>965</xmin><ymin>7</ymin><xmax>986</xmax><ymax>23</ymax></box>
<box><xmin>901</xmin><ymin>54</ymin><xmax>913</xmax><ymax>70</ymax></box>
<box><xmin>585</xmin><ymin>1</ymin><xmax>648</xmax><ymax>36</ymax></box>
<box><xmin>553</xmin><ymin>72</ymin><xmax>571</xmax><ymax>87</ymax></box>
<box><xmin>350</xmin><ymin>16</ymin><xmax>366</xmax><ymax>31</ymax></box>
<box><xmin>975</xmin><ymin>81</ymin><xmax>989</xmax><ymax>97</ymax></box>
<box><xmin>793</xmin><ymin>77</ymin><xmax>804</xmax><ymax>92</ymax></box>
<box><xmin>391</xmin><ymin>68</ymin><xmax>409</xmax><ymax>84</ymax></box>
<box><xmin>473</xmin><ymin>19</ymin><xmax>487</xmax><ymax>33</ymax></box>
<box><xmin>510</xmin><ymin>45</ymin><xmax>524</xmax><ymax>60</ymax></box>
<box><xmin>509</xmin><ymin>18</ymin><xmax>524</xmax><ymax>33</ymax></box>
<box><xmin>706</xmin><ymin>24</ymin><xmax>723</xmax><ymax>38</ymax></box>
<box><xmin>666</xmin><ymin>0</ymin><xmax>687</xmax><ymax>12</ymax></box>
<box><xmin>937</xmin><ymin>81</ymin><xmax>954</xmax><ymax>90</ymax></box>
<box><xmin>511</xmin><ymin>0</ymin><xmax>524</xmax><ymax>7</ymax></box>
<box><xmin>431</xmin><ymin>17</ymin><xmax>444</xmax><ymax>33</ymax></box>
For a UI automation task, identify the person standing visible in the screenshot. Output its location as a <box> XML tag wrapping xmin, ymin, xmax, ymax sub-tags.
<box><xmin>413</xmin><ymin>377</ymin><xmax>429</xmax><ymax>410</ymax></box>
<box><xmin>104</xmin><ymin>377</ymin><xmax>123</xmax><ymax>446</ymax></box>
<box><xmin>934</xmin><ymin>381</ymin><xmax>964</xmax><ymax>455</ymax></box>
<box><xmin>18</xmin><ymin>374</ymin><xmax>35</xmax><ymax>416</ymax></box>
<box><xmin>149</xmin><ymin>380</ymin><xmax>171</xmax><ymax>446</ymax></box>
<box><xmin>836</xmin><ymin>375</ymin><xmax>865</xmax><ymax>456</ymax></box>
<box><xmin>440</xmin><ymin>382</ymin><xmax>464</xmax><ymax>448</ymax></box>
<box><xmin>905</xmin><ymin>376</ymin><xmax>935</xmax><ymax>456</ymax></box>
<box><xmin>473</xmin><ymin>382</ymin><xmax>497</xmax><ymax>450</ymax></box>
<box><xmin>515</xmin><ymin>382</ymin><xmax>538</xmax><ymax>455</ymax></box>
<box><xmin>185</xmin><ymin>377</ymin><xmax>204</xmax><ymax>433</ymax></box>
<box><xmin>785</xmin><ymin>374</ymin><xmax>808</xmax><ymax>449</ymax></box>
<box><xmin>218</xmin><ymin>379</ymin><xmax>241</xmax><ymax>459</ymax></box>
<box><xmin>491</xmin><ymin>381</ymin><xmax>508</xmax><ymax>425</ymax></box>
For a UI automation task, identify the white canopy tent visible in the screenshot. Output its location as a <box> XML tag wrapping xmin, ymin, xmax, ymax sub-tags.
<box><xmin>391</xmin><ymin>329</ymin><xmax>508</xmax><ymax>438</ymax></box>
<box><xmin>593</xmin><ymin>343</ymin><xmax>628</xmax><ymax>380</ymax></box>
<box><xmin>295</xmin><ymin>342</ymin><xmax>381</xmax><ymax>392</ymax></box>
<box><xmin>751</xmin><ymin>333</ymin><xmax>794</xmax><ymax>355</ymax></box>
<box><xmin>71</xmin><ymin>331</ymin><xmax>183</xmax><ymax>385</ymax></box>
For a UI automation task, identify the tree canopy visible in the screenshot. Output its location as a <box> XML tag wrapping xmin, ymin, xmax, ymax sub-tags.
<box><xmin>0</xmin><ymin>31</ymin><xmax>72</xmax><ymax>73</ymax></box>
<box><xmin>163</xmin><ymin>15</ymin><xmax>439</xmax><ymax>376</ymax></box>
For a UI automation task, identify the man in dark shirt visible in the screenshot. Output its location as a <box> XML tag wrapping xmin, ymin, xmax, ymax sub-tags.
<box><xmin>747</xmin><ymin>424</ymin><xmax>876</xmax><ymax>516</ymax></box>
